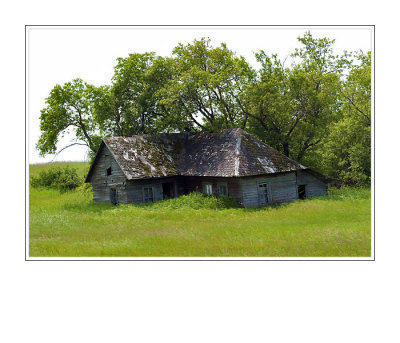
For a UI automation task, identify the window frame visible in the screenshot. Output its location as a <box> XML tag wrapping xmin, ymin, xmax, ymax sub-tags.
<box><xmin>203</xmin><ymin>182</ymin><xmax>213</xmax><ymax>195</ymax></box>
<box><xmin>142</xmin><ymin>186</ymin><xmax>154</xmax><ymax>203</ymax></box>
<box><xmin>217</xmin><ymin>182</ymin><xmax>228</xmax><ymax>197</ymax></box>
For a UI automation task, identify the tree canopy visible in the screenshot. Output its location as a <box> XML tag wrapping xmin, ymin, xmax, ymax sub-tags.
<box><xmin>37</xmin><ymin>32</ymin><xmax>372</xmax><ymax>186</ymax></box>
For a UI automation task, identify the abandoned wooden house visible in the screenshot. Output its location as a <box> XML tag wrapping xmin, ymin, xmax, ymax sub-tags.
<box><xmin>85</xmin><ymin>128</ymin><xmax>328</xmax><ymax>207</ymax></box>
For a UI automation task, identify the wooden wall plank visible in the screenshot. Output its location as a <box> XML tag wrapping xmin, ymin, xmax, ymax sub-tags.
<box><xmin>296</xmin><ymin>170</ymin><xmax>327</xmax><ymax>198</ymax></box>
<box><xmin>90</xmin><ymin>144</ymin><xmax>128</xmax><ymax>203</ymax></box>
<box><xmin>240</xmin><ymin>172</ymin><xmax>298</xmax><ymax>207</ymax></box>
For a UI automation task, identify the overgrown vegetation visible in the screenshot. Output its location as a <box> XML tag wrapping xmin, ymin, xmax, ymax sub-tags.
<box><xmin>37</xmin><ymin>32</ymin><xmax>371</xmax><ymax>186</ymax></box>
<box><xmin>143</xmin><ymin>192</ymin><xmax>240</xmax><ymax>210</ymax></box>
<box><xmin>29</xmin><ymin>162</ymin><xmax>371</xmax><ymax>257</ymax></box>
<box><xmin>30</xmin><ymin>165</ymin><xmax>83</xmax><ymax>192</ymax></box>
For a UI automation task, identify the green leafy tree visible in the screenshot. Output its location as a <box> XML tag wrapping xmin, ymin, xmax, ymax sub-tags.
<box><xmin>319</xmin><ymin>51</ymin><xmax>371</xmax><ymax>185</ymax></box>
<box><xmin>157</xmin><ymin>38</ymin><xmax>256</xmax><ymax>131</ymax></box>
<box><xmin>245</xmin><ymin>53</ymin><xmax>293</xmax><ymax>155</ymax></box>
<box><xmin>94</xmin><ymin>52</ymin><xmax>154</xmax><ymax>136</ymax></box>
<box><xmin>93</xmin><ymin>53</ymin><xmax>178</xmax><ymax>136</ymax></box>
<box><xmin>341</xmin><ymin>51</ymin><xmax>371</xmax><ymax>126</ymax></box>
<box><xmin>246</xmin><ymin>32</ymin><xmax>349</xmax><ymax>166</ymax></box>
<box><xmin>36</xmin><ymin>35</ymin><xmax>371</xmax><ymax>187</ymax></box>
<box><xmin>37</xmin><ymin>78</ymin><xmax>102</xmax><ymax>156</ymax></box>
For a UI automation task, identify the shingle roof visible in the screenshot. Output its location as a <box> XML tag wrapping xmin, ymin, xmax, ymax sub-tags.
<box><xmin>86</xmin><ymin>128</ymin><xmax>307</xmax><ymax>181</ymax></box>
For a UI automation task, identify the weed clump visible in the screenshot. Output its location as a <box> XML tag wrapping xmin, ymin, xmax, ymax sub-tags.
<box><xmin>145</xmin><ymin>191</ymin><xmax>240</xmax><ymax>210</ymax></box>
<box><xmin>30</xmin><ymin>166</ymin><xmax>83</xmax><ymax>193</ymax></box>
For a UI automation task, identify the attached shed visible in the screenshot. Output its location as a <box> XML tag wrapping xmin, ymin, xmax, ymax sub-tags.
<box><xmin>85</xmin><ymin>129</ymin><xmax>328</xmax><ymax>207</ymax></box>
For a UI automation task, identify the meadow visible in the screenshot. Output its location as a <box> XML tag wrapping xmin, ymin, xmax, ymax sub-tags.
<box><xmin>29</xmin><ymin>162</ymin><xmax>371</xmax><ymax>257</ymax></box>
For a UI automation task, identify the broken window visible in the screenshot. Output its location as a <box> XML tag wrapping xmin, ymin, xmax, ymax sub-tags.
<box><xmin>106</xmin><ymin>166</ymin><xmax>112</xmax><ymax>176</ymax></box>
<box><xmin>143</xmin><ymin>187</ymin><xmax>154</xmax><ymax>202</ymax></box>
<box><xmin>203</xmin><ymin>183</ymin><xmax>213</xmax><ymax>195</ymax></box>
<box><xmin>218</xmin><ymin>183</ymin><xmax>228</xmax><ymax>197</ymax></box>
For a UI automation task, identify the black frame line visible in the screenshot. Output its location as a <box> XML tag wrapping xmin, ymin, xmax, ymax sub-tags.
<box><xmin>25</xmin><ymin>24</ymin><xmax>375</xmax><ymax>262</ymax></box>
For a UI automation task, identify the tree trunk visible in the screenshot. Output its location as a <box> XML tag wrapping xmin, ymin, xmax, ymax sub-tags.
<box><xmin>282</xmin><ymin>142</ymin><xmax>290</xmax><ymax>157</ymax></box>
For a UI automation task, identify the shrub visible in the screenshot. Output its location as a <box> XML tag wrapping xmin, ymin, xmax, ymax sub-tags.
<box><xmin>76</xmin><ymin>182</ymin><xmax>92</xmax><ymax>194</ymax></box>
<box><xmin>30</xmin><ymin>166</ymin><xmax>83</xmax><ymax>192</ymax></box>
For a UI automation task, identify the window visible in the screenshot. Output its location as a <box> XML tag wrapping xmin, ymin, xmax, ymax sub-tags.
<box><xmin>218</xmin><ymin>183</ymin><xmax>228</xmax><ymax>197</ymax></box>
<box><xmin>106</xmin><ymin>166</ymin><xmax>112</xmax><ymax>176</ymax></box>
<box><xmin>203</xmin><ymin>183</ymin><xmax>213</xmax><ymax>195</ymax></box>
<box><xmin>143</xmin><ymin>187</ymin><xmax>154</xmax><ymax>202</ymax></box>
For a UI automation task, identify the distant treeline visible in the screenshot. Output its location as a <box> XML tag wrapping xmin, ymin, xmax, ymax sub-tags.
<box><xmin>37</xmin><ymin>32</ymin><xmax>371</xmax><ymax>186</ymax></box>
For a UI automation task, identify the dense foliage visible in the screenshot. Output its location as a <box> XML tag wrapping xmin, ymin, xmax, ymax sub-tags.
<box><xmin>30</xmin><ymin>166</ymin><xmax>83</xmax><ymax>192</ymax></box>
<box><xmin>37</xmin><ymin>32</ymin><xmax>371</xmax><ymax>186</ymax></box>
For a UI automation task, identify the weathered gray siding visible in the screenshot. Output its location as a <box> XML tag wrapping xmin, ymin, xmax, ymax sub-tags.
<box><xmin>240</xmin><ymin>172</ymin><xmax>298</xmax><ymax>208</ymax></box>
<box><xmin>90</xmin><ymin>145</ymin><xmax>128</xmax><ymax>203</ymax></box>
<box><xmin>296</xmin><ymin>170</ymin><xmax>327</xmax><ymax>198</ymax></box>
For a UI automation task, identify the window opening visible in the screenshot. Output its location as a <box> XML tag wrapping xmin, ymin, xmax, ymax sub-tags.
<box><xmin>218</xmin><ymin>183</ymin><xmax>228</xmax><ymax>197</ymax></box>
<box><xmin>203</xmin><ymin>183</ymin><xmax>213</xmax><ymax>195</ymax></box>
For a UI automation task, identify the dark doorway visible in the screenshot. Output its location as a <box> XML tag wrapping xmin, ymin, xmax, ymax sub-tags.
<box><xmin>110</xmin><ymin>188</ymin><xmax>118</xmax><ymax>205</ymax></box>
<box><xmin>162</xmin><ymin>182</ymin><xmax>175</xmax><ymax>200</ymax></box>
<box><xmin>297</xmin><ymin>185</ymin><xmax>306</xmax><ymax>200</ymax></box>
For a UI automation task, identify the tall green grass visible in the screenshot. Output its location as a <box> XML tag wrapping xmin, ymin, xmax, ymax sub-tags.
<box><xmin>29</xmin><ymin>162</ymin><xmax>371</xmax><ymax>257</ymax></box>
<box><xmin>143</xmin><ymin>192</ymin><xmax>240</xmax><ymax>210</ymax></box>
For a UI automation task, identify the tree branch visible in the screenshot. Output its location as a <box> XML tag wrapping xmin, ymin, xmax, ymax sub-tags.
<box><xmin>341</xmin><ymin>91</ymin><xmax>370</xmax><ymax>124</ymax></box>
<box><xmin>51</xmin><ymin>142</ymin><xmax>89</xmax><ymax>162</ymax></box>
<box><xmin>68</xmin><ymin>102</ymin><xmax>94</xmax><ymax>149</ymax></box>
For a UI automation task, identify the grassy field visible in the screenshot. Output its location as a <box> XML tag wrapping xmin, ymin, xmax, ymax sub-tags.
<box><xmin>29</xmin><ymin>161</ymin><xmax>90</xmax><ymax>178</ymax></box>
<box><xmin>29</xmin><ymin>162</ymin><xmax>371</xmax><ymax>257</ymax></box>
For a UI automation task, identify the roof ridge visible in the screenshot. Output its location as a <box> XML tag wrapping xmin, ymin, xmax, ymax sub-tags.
<box><xmin>234</xmin><ymin>134</ymin><xmax>242</xmax><ymax>177</ymax></box>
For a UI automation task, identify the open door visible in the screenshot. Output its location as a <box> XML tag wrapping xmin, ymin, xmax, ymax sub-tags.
<box><xmin>110</xmin><ymin>188</ymin><xmax>118</xmax><ymax>205</ymax></box>
<box><xmin>297</xmin><ymin>185</ymin><xmax>306</xmax><ymax>200</ymax></box>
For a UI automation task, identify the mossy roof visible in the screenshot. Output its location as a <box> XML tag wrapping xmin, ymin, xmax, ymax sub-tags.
<box><xmin>86</xmin><ymin>128</ymin><xmax>308</xmax><ymax>181</ymax></box>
